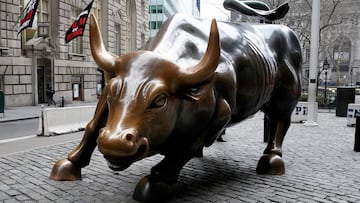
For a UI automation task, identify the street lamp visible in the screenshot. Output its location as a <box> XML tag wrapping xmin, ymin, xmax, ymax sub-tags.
<box><xmin>323</xmin><ymin>58</ymin><xmax>330</xmax><ymax>105</ymax></box>
<box><xmin>37</xmin><ymin>22</ymin><xmax>49</xmax><ymax>38</ymax></box>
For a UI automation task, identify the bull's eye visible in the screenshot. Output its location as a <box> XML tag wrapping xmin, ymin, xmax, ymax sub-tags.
<box><xmin>150</xmin><ymin>94</ymin><xmax>167</xmax><ymax>108</ymax></box>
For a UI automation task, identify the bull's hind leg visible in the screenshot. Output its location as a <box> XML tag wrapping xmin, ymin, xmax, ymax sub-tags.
<box><xmin>256</xmin><ymin>113</ymin><xmax>290</xmax><ymax>175</ymax></box>
<box><xmin>257</xmin><ymin>56</ymin><xmax>301</xmax><ymax>175</ymax></box>
<box><xmin>50</xmin><ymin>93</ymin><xmax>108</xmax><ymax>180</ymax></box>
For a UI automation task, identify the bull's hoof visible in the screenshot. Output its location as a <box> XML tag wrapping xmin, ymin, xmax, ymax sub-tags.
<box><xmin>133</xmin><ymin>175</ymin><xmax>172</xmax><ymax>203</ymax></box>
<box><xmin>49</xmin><ymin>159</ymin><xmax>81</xmax><ymax>181</ymax></box>
<box><xmin>256</xmin><ymin>154</ymin><xmax>285</xmax><ymax>175</ymax></box>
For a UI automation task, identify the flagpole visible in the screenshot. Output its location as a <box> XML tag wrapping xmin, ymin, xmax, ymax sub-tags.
<box><xmin>304</xmin><ymin>0</ymin><xmax>320</xmax><ymax>127</ymax></box>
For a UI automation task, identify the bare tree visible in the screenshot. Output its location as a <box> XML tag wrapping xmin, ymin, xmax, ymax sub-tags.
<box><xmin>262</xmin><ymin>0</ymin><xmax>359</xmax><ymax>86</ymax></box>
<box><xmin>227</xmin><ymin>0</ymin><xmax>359</xmax><ymax>86</ymax></box>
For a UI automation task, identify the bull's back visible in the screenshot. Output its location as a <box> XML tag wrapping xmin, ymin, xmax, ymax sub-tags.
<box><xmin>145</xmin><ymin>14</ymin><xmax>301</xmax><ymax>122</ymax></box>
<box><xmin>226</xmin><ymin>23</ymin><xmax>302</xmax><ymax>122</ymax></box>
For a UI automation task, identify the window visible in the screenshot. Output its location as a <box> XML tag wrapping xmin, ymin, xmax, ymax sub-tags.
<box><xmin>115</xmin><ymin>23</ymin><xmax>121</xmax><ymax>55</ymax></box>
<box><xmin>149</xmin><ymin>21</ymin><xmax>156</xmax><ymax>29</ymax></box>
<box><xmin>157</xmin><ymin>5</ymin><xmax>163</xmax><ymax>13</ymax></box>
<box><xmin>305</xmin><ymin>69</ymin><xmax>309</xmax><ymax>80</ymax></box>
<box><xmin>149</xmin><ymin>5</ymin><xmax>157</xmax><ymax>13</ymax></box>
<box><xmin>70</xmin><ymin>6</ymin><xmax>83</xmax><ymax>54</ymax></box>
<box><xmin>149</xmin><ymin>21</ymin><xmax>162</xmax><ymax>30</ymax></box>
<box><xmin>72</xmin><ymin>75</ymin><xmax>83</xmax><ymax>101</ymax></box>
<box><xmin>38</xmin><ymin>0</ymin><xmax>49</xmax><ymax>23</ymax></box>
<box><xmin>196</xmin><ymin>0</ymin><xmax>200</xmax><ymax>12</ymax></box>
<box><xmin>96</xmin><ymin>71</ymin><xmax>103</xmax><ymax>97</ymax></box>
<box><xmin>149</xmin><ymin>5</ymin><xmax>162</xmax><ymax>14</ymax></box>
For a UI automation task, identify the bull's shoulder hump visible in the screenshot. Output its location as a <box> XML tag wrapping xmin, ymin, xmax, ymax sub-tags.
<box><xmin>249</xmin><ymin>24</ymin><xmax>301</xmax><ymax>54</ymax></box>
<box><xmin>253</xmin><ymin>24</ymin><xmax>300</xmax><ymax>44</ymax></box>
<box><xmin>144</xmin><ymin>14</ymin><xmax>209</xmax><ymax>51</ymax></box>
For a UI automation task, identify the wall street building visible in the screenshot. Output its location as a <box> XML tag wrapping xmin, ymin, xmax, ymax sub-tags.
<box><xmin>0</xmin><ymin>0</ymin><xmax>148</xmax><ymax>107</ymax></box>
<box><xmin>149</xmin><ymin>0</ymin><xmax>200</xmax><ymax>37</ymax></box>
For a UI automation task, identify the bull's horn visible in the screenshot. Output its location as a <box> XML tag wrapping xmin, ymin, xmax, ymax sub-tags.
<box><xmin>180</xmin><ymin>19</ymin><xmax>220</xmax><ymax>85</ymax></box>
<box><xmin>89</xmin><ymin>13</ymin><xmax>118</xmax><ymax>73</ymax></box>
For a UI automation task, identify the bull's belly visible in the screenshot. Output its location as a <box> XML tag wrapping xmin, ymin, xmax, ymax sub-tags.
<box><xmin>228</xmin><ymin>93</ymin><xmax>271</xmax><ymax>125</ymax></box>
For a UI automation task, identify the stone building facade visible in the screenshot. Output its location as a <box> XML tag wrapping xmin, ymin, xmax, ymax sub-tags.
<box><xmin>0</xmin><ymin>0</ymin><xmax>148</xmax><ymax>107</ymax></box>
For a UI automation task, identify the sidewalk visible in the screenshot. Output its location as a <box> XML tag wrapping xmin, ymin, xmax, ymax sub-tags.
<box><xmin>0</xmin><ymin>105</ymin><xmax>40</xmax><ymax>123</ymax></box>
<box><xmin>0</xmin><ymin>102</ymin><xmax>97</xmax><ymax>123</ymax></box>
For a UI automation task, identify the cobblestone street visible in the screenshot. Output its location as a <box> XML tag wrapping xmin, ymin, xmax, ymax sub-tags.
<box><xmin>0</xmin><ymin>112</ymin><xmax>359</xmax><ymax>202</ymax></box>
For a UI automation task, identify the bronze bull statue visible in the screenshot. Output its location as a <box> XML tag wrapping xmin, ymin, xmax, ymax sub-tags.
<box><xmin>50</xmin><ymin>13</ymin><xmax>302</xmax><ymax>202</ymax></box>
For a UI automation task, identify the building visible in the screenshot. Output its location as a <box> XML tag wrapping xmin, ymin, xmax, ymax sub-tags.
<box><xmin>149</xmin><ymin>0</ymin><xmax>200</xmax><ymax>37</ymax></box>
<box><xmin>228</xmin><ymin>0</ymin><xmax>360</xmax><ymax>87</ymax></box>
<box><xmin>0</xmin><ymin>0</ymin><xmax>149</xmax><ymax>107</ymax></box>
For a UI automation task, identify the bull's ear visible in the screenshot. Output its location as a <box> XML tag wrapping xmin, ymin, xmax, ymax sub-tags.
<box><xmin>90</xmin><ymin>13</ymin><xmax>120</xmax><ymax>74</ymax></box>
<box><xmin>179</xmin><ymin>19</ymin><xmax>220</xmax><ymax>86</ymax></box>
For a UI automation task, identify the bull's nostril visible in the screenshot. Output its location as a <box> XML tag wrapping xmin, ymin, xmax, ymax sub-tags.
<box><xmin>125</xmin><ymin>133</ymin><xmax>134</xmax><ymax>142</ymax></box>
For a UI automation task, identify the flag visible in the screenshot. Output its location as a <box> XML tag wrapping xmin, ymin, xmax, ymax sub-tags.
<box><xmin>17</xmin><ymin>0</ymin><xmax>40</xmax><ymax>35</ymax></box>
<box><xmin>65</xmin><ymin>0</ymin><xmax>94</xmax><ymax>43</ymax></box>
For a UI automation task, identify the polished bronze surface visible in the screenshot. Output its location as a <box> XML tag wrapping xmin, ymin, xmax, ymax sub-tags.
<box><xmin>223</xmin><ymin>0</ymin><xmax>289</xmax><ymax>21</ymax></box>
<box><xmin>50</xmin><ymin>12</ymin><xmax>302</xmax><ymax>202</ymax></box>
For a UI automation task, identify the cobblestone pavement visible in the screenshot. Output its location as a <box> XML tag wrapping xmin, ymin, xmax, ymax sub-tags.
<box><xmin>0</xmin><ymin>112</ymin><xmax>359</xmax><ymax>202</ymax></box>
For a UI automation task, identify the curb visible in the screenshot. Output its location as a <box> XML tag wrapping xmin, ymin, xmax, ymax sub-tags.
<box><xmin>0</xmin><ymin>116</ymin><xmax>39</xmax><ymax>123</ymax></box>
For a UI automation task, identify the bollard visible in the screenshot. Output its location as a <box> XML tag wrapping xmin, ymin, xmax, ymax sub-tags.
<box><xmin>0</xmin><ymin>90</ymin><xmax>4</xmax><ymax>117</ymax></box>
<box><xmin>60</xmin><ymin>96</ymin><xmax>64</xmax><ymax>107</ymax></box>
<box><xmin>355</xmin><ymin>115</ymin><xmax>360</xmax><ymax>152</ymax></box>
<box><xmin>39</xmin><ymin>105</ymin><xmax>45</xmax><ymax>136</ymax></box>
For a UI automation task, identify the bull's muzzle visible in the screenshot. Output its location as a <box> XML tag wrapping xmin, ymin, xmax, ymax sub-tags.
<box><xmin>97</xmin><ymin>128</ymin><xmax>149</xmax><ymax>171</ymax></box>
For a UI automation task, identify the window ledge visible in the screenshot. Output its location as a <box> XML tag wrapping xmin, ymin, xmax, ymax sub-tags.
<box><xmin>68</xmin><ymin>53</ymin><xmax>86</xmax><ymax>60</ymax></box>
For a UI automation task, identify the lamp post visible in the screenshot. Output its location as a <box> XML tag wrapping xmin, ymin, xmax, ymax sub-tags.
<box><xmin>350</xmin><ymin>67</ymin><xmax>354</xmax><ymax>86</ymax></box>
<box><xmin>323</xmin><ymin>58</ymin><xmax>329</xmax><ymax>107</ymax></box>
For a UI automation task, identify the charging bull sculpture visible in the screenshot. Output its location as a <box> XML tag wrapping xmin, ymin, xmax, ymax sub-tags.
<box><xmin>50</xmin><ymin>12</ymin><xmax>302</xmax><ymax>202</ymax></box>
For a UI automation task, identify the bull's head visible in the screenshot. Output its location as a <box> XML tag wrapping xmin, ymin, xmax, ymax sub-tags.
<box><xmin>89</xmin><ymin>14</ymin><xmax>220</xmax><ymax>170</ymax></box>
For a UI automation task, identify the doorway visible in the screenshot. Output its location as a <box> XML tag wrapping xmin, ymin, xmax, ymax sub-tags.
<box><xmin>37</xmin><ymin>58</ymin><xmax>52</xmax><ymax>104</ymax></box>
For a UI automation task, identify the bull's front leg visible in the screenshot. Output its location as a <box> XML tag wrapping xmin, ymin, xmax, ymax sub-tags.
<box><xmin>50</xmin><ymin>93</ymin><xmax>108</xmax><ymax>180</ymax></box>
<box><xmin>133</xmin><ymin>98</ymin><xmax>231</xmax><ymax>202</ymax></box>
<box><xmin>256</xmin><ymin>114</ymin><xmax>290</xmax><ymax>175</ymax></box>
<box><xmin>133</xmin><ymin>128</ymin><xmax>225</xmax><ymax>202</ymax></box>
<box><xmin>133</xmin><ymin>149</ymin><xmax>195</xmax><ymax>202</ymax></box>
